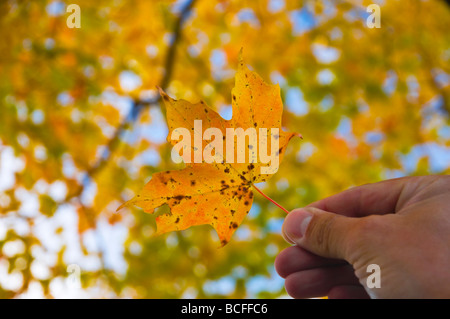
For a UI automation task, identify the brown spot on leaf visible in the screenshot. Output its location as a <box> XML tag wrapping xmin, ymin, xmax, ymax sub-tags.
<box><xmin>276</xmin><ymin>147</ymin><xmax>283</xmax><ymax>156</ymax></box>
<box><xmin>173</xmin><ymin>194</ymin><xmax>191</xmax><ymax>201</ymax></box>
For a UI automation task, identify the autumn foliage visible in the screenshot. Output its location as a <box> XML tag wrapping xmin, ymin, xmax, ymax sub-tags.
<box><xmin>0</xmin><ymin>0</ymin><xmax>449</xmax><ymax>298</ymax></box>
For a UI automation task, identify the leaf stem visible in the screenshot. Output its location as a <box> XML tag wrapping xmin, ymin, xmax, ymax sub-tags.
<box><xmin>252</xmin><ymin>184</ymin><xmax>290</xmax><ymax>214</ymax></box>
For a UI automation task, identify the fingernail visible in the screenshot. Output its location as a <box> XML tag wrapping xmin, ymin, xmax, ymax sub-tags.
<box><xmin>284</xmin><ymin>209</ymin><xmax>312</xmax><ymax>242</ymax></box>
<box><xmin>300</xmin><ymin>215</ymin><xmax>312</xmax><ymax>237</ymax></box>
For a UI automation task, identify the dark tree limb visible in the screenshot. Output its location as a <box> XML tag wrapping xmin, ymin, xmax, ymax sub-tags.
<box><xmin>88</xmin><ymin>0</ymin><xmax>197</xmax><ymax>181</ymax></box>
<box><xmin>51</xmin><ymin>0</ymin><xmax>198</xmax><ymax>274</ymax></box>
<box><xmin>62</xmin><ymin>0</ymin><xmax>197</xmax><ymax>205</ymax></box>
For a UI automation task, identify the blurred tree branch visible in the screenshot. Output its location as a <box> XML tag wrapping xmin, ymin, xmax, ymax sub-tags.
<box><xmin>60</xmin><ymin>0</ymin><xmax>198</xmax><ymax>212</ymax></box>
<box><xmin>49</xmin><ymin>0</ymin><xmax>198</xmax><ymax>277</ymax></box>
<box><xmin>88</xmin><ymin>0</ymin><xmax>197</xmax><ymax>180</ymax></box>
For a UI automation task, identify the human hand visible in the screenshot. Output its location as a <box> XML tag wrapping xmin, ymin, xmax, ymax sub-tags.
<box><xmin>275</xmin><ymin>175</ymin><xmax>450</xmax><ymax>298</ymax></box>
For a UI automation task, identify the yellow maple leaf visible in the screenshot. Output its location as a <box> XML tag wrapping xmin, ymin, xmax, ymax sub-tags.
<box><xmin>118</xmin><ymin>52</ymin><xmax>301</xmax><ymax>246</ymax></box>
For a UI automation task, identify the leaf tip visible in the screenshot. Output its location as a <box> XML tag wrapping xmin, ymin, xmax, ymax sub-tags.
<box><xmin>238</xmin><ymin>47</ymin><xmax>244</xmax><ymax>66</ymax></box>
<box><xmin>218</xmin><ymin>239</ymin><xmax>229</xmax><ymax>248</ymax></box>
<box><xmin>116</xmin><ymin>202</ymin><xmax>128</xmax><ymax>212</ymax></box>
<box><xmin>116</xmin><ymin>197</ymin><xmax>137</xmax><ymax>212</ymax></box>
<box><xmin>156</xmin><ymin>86</ymin><xmax>171</xmax><ymax>101</ymax></box>
<box><xmin>156</xmin><ymin>86</ymin><xmax>163</xmax><ymax>95</ymax></box>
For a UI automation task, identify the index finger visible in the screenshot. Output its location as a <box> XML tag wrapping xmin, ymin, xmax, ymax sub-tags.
<box><xmin>306</xmin><ymin>176</ymin><xmax>420</xmax><ymax>217</ymax></box>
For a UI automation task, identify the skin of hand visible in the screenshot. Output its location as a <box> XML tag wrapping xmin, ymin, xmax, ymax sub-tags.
<box><xmin>275</xmin><ymin>175</ymin><xmax>450</xmax><ymax>299</ymax></box>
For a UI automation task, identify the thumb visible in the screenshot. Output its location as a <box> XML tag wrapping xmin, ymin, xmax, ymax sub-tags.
<box><xmin>282</xmin><ymin>207</ymin><xmax>360</xmax><ymax>260</ymax></box>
